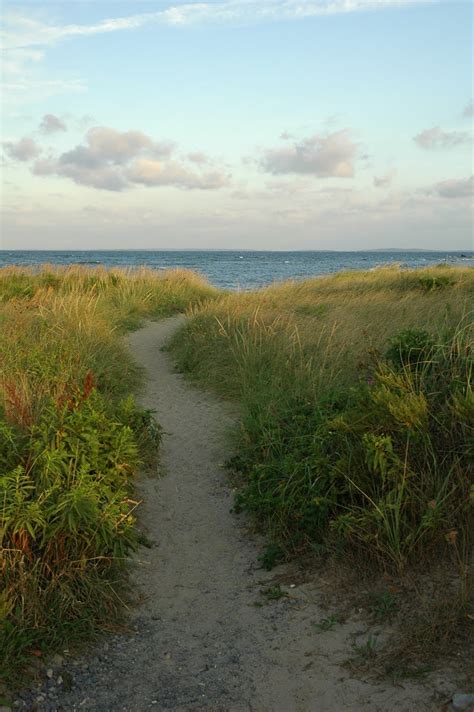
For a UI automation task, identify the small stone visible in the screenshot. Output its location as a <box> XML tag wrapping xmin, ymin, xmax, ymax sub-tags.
<box><xmin>452</xmin><ymin>694</ymin><xmax>474</xmax><ymax>711</ymax></box>
<box><xmin>57</xmin><ymin>676</ymin><xmax>63</xmax><ymax>685</ymax></box>
<box><xmin>46</xmin><ymin>669</ymin><xmax>53</xmax><ymax>679</ymax></box>
<box><xmin>52</xmin><ymin>654</ymin><xmax>64</xmax><ymax>666</ymax></box>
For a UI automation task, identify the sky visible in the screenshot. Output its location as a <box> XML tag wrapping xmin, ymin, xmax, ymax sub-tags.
<box><xmin>1</xmin><ymin>0</ymin><xmax>473</xmax><ymax>250</ymax></box>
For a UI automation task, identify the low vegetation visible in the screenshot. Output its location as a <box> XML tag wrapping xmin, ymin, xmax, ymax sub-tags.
<box><xmin>169</xmin><ymin>265</ymin><xmax>473</xmax><ymax>666</ymax></box>
<box><xmin>1</xmin><ymin>263</ymin><xmax>472</xmax><ymax>682</ymax></box>
<box><xmin>0</xmin><ymin>266</ymin><xmax>218</xmax><ymax>683</ymax></box>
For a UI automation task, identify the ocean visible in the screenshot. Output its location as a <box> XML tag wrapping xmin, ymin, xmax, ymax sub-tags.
<box><xmin>0</xmin><ymin>250</ymin><xmax>472</xmax><ymax>290</ymax></box>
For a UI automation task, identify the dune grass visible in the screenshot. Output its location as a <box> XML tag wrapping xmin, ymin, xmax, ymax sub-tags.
<box><xmin>1</xmin><ymin>263</ymin><xmax>472</xmax><ymax>681</ymax></box>
<box><xmin>0</xmin><ymin>266</ymin><xmax>218</xmax><ymax>684</ymax></box>
<box><xmin>169</xmin><ymin>265</ymin><xmax>473</xmax><ymax>666</ymax></box>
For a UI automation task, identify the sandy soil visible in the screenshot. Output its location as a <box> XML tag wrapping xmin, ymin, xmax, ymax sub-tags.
<box><xmin>42</xmin><ymin>317</ymin><xmax>449</xmax><ymax>711</ymax></box>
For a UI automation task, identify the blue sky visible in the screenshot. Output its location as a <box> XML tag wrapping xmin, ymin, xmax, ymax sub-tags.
<box><xmin>1</xmin><ymin>0</ymin><xmax>473</xmax><ymax>250</ymax></box>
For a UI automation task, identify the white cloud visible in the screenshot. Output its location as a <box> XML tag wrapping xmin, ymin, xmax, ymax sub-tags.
<box><xmin>413</xmin><ymin>126</ymin><xmax>471</xmax><ymax>149</ymax></box>
<box><xmin>2</xmin><ymin>0</ymin><xmax>438</xmax><ymax>52</ymax></box>
<box><xmin>83</xmin><ymin>127</ymin><xmax>159</xmax><ymax>163</ymax></box>
<box><xmin>19</xmin><ymin>124</ymin><xmax>229</xmax><ymax>192</ymax></box>
<box><xmin>260</xmin><ymin>130</ymin><xmax>356</xmax><ymax>177</ymax></box>
<box><xmin>3</xmin><ymin>137</ymin><xmax>42</xmax><ymax>161</ymax></box>
<box><xmin>128</xmin><ymin>159</ymin><xmax>229</xmax><ymax>189</ymax></box>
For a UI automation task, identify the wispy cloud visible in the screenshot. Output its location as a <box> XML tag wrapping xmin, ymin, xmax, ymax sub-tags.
<box><xmin>2</xmin><ymin>1</ymin><xmax>439</xmax><ymax>51</ymax></box>
<box><xmin>413</xmin><ymin>126</ymin><xmax>472</xmax><ymax>150</ymax></box>
<box><xmin>1</xmin><ymin>1</ymin><xmax>438</xmax><ymax>101</ymax></box>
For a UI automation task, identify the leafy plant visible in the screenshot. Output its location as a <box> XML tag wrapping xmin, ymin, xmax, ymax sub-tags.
<box><xmin>259</xmin><ymin>543</ymin><xmax>285</xmax><ymax>570</ymax></box>
<box><xmin>312</xmin><ymin>614</ymin><xmax>342</xmax><ymax>632</ymax></box>
<box><xmin>385</xmin><ymin>328</ymin><xmax>434</xmax><ymax>370</ymax></box>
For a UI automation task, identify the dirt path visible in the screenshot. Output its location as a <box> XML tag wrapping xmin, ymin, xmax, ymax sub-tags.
<box><xmin>33</xmin><ymin>318</ymin><xmax>445</xmax><ymax>712</ymax></box>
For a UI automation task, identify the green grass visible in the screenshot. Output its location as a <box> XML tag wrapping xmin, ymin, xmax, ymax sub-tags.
<box><xmin>0</xmin><ymin>265</ymin><xmax>218</xmax><ymax>684</ymax></box>
<box><xmin>169</xmin><ymin>265</ymin><xmax>473</xmax><ymax>661</ymax></box>
<box><xmin>1</xmin><ymin>263</ymin><xmax>472</xmax><ymax>680</ymax></box>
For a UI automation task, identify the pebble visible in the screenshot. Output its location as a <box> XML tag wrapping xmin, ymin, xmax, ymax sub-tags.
<box><xmin>452</xmin><ymin>694</ymin><xmax>474</xmax><ymax>711</ymax></box>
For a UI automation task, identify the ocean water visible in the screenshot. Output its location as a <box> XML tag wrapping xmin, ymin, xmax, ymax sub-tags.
<box><xmin>0</xmin><ymin>250</ymin><xmax>472</xmax><ymax>290</ymax></box>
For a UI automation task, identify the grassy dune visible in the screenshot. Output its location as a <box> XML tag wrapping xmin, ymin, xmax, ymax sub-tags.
<box><xmin>170</xmin><ymin>265</ymin><xmax>473</xmax><ymax>664</ymax></box>
<box><xmin>1</xmin><ymin>263</ymin><xmax>472</xmax><ymax>681</ymax></box>
<box><xmin>0</xmin><ymin>266</ymin><xmax>218</xmax><ymax>682</ymax></box>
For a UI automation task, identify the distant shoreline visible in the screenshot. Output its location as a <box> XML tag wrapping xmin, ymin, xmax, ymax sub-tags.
<box><xmin>1</xmin><ymin>248</ymin><xmax>473</xmax><ymax>254</ymax></box>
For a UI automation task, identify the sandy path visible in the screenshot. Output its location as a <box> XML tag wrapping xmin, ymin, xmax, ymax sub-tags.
<box><xmin>40</xmin><ymin>318</ymin><xmax>441</xmax><ymax>712</ymax></box>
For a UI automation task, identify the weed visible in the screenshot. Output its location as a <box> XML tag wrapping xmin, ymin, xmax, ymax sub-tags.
<box><xmin>261</xmin><ymin>585</ymin><xmax>286</xmax><ymax>601</ymax></box>
<box><xmin>259</xmin><ymin>543</ymin><xmax>285</xmax><ymax>571</ymax></box>
<box><xmin>312</xmin><ymin>614</ymin><xmax>342</xmax><ymax>632</ymax></box>
<box><xmin>370</xmin><ymin>592</ymin><xmax>398</xmax><ymax>621</ymax></box>
<box><xmin>385</xmin><ymin>328</ymin><xmax>434</xmax><ymax>370</ymax></box>
<box><xmin>351</xmin><ymin>635</ymin><xmax>378</xmax><ymax>661</ymax></box>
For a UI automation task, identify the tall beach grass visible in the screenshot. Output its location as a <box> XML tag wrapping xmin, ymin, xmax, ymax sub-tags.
<box><xmin>169</xmin><ymin>265</ymin><xmax>473</xmax><ymax>666</ymax></box>
<box><xmin>0</xmin><ymin>266</ymin><xmax>218</xmax><ymax>683</ymax></box>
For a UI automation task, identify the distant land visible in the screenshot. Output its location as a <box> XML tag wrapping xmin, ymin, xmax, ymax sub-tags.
<box><xmin>371</xmin><ymin>248</ymin><xmax>435</xmax><ymax>252</ymax></box>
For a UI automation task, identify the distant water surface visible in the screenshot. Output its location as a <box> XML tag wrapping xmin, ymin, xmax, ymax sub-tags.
<box><xmin>1</xmin><ymin>250</ymin><xmax>472</xmax><ymax>290</ymax></box>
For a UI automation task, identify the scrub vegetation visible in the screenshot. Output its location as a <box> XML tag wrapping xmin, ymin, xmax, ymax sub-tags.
<box><xmin>1</xmin><ymin>263</ymin><xmax>472</xmax><ymax>684</ymax></box>
<box><xmin>169</xmin><ymin>265</ymin><xmax>473</xmax><ymax>667</ymax></box>
<box><xmin>0</xmin><ymin>266</ymin><xmax>218</xmax><ymax>683</ymax></box>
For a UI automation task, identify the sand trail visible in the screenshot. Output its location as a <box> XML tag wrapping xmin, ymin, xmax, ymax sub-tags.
<box><xmin>47</xmin><ymin>317</ymin><xmax>438</xmax><ymax>712</ymax></box>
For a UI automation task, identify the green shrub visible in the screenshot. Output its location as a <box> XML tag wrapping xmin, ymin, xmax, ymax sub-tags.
<box><xmin>418</xmin><ymin>275</ymin><xmax>455</xmax><ymax>291</ymax></box>
<box><xmin>169</xmin><ymin>276</ymin><xmax>473</xmax><ymax>572</ymax></box>
<box><xmin>0</xmin><ymin>383</ymin><xmax>158</xmax><ymax>678</ymax></box>
<box><xmin>385</xmin><ymin>329</ymin><xmax>434</xmax><ymax>370</ymax></box>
